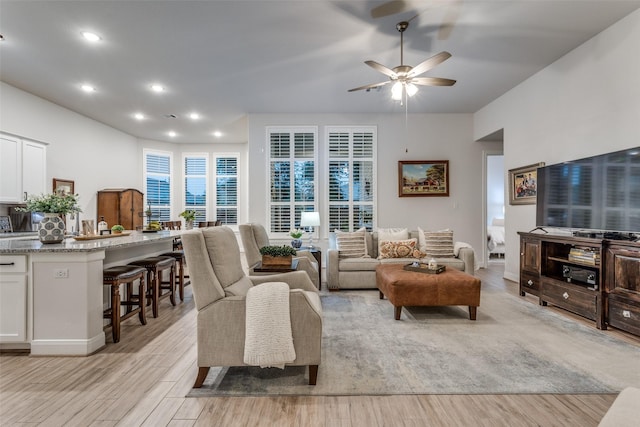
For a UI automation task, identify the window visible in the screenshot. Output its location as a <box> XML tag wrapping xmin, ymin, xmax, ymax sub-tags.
<box><xmin>327</xmin><ymin>127</ymin><xmax>376</xmax><ymax>231</ymax></box>
<box><xmin>184</xmin><ymin>155</ymin><xmax>208</xmax><ymax>226</ymax></box>
<box><xmin>267</xmin><ymin>127</ymin><xmax>317</xmax><ymax>235</ymax></box>
<box><xmin>144</xmin><ymin>150</ymin><xmax>172</xmax><ymax>224</ymax></box>
<box><xmin>215</xmin><ymin>155</ymin><xmax>238</xmax><ymax>225</ymax></box>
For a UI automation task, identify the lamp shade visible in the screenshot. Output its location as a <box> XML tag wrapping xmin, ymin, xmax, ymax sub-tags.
<box><xmin>300</xmin><ymin>211</ymin><xmax>320</xmax><ymax>227</ymax></box>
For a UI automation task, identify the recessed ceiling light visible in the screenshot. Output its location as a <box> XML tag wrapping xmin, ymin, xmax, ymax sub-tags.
<box><xmin>150</xmin><ymin>84</ymin><xmax>165</xmax><ymax>93</ymax></box>
<box><xmin>81</xmin><ymin>31</ymin><xmax>101</xmax><ymax>42</ymax></box>
<box><xmin>133</xmin><ymin>113</ymin><xmax>145</xmax><ymax>120</ymax></box>
<box><xmin>168</xmin><ymin>131</ymin><xmax>177</xmax><ymax>138</ymax></box>
<box><xmin>80</xmin><ymin>84</ymin><xmax>95</xmax><ymax>92</ymax></box>
<box><xmin>213</xmin><ymin>131</ymin><xmax>223</xmax><ymax>138</ymax></box>
<box><xmin>188</xmin><ymin>112</ymin><xmax>200</xmax><ymax>120</ymax></box>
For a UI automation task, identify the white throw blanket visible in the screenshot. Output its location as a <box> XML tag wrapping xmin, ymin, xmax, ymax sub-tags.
<box><xmin>243</xmin><ymin>282</ymin><xmax>296</xmax><ymax>369</ymax></box>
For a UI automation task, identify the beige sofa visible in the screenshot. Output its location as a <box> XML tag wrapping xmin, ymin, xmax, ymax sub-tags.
<box><xmin>327</xmin><ymin>230</ymin><xmax>475</xmax><ymax>290</ymax></box>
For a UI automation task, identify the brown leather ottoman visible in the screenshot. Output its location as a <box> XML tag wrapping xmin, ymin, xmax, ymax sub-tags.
<box><xmin>376</xmin><ymin>264</ymin><xmax>481</xmax><ymax>320</ymax></box>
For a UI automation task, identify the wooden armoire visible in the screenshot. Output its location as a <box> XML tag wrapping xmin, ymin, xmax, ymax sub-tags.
<box><xmin>96</xmin><ymin>188</ymin><xmax>144</xmax><ymax>230</ymax></box>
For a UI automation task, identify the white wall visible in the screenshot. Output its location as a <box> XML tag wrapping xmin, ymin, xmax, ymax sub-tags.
<box><xmin>248</xmin><ymin>113</ymin><xmax>499</xmax><ymax>256</ymax></box>
<box><xmin>474</xmin><ymin>9</ymin><xmax>640</xmax><ymax>281</ymax></box>
<box><xmin>0</xmin><ymin>81</ymin><xmax>140</xmax><ymax>222</ymax></box>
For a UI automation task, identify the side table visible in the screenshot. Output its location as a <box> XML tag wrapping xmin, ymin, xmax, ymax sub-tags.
<box><xmin>253</xmin><ymin>259</ymin><xmax>299</xmax><ymax>273</ymax></box>
<box><xmin>299</xmin><ymin>247</ymin><xmax>322</xmax><ymax>289</ymax></box>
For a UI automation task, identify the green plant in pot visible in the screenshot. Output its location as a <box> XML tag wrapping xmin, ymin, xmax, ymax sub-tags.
<box><xmin>259</xmin><ymin>245</ymin><xmax>296</xmax><ymax>267</ymax></box>
<box><xmin>179</xmin><ymin>210</ymin><xmax>197</xmax><ymax>229</ymax></box>
<box><xmin>18</xmin><ymin>192</ymin><xmax>82</xmax><ymax>244</ymax></box>
<box><xmin>289</xmin><ymin>228</ymin><xmax>304</xmax><ymax>249</ymax></box>
<box><xmin>111</xmin><ymin>224</ymin><xmax>125</xmax><ymax>234</ymax></box>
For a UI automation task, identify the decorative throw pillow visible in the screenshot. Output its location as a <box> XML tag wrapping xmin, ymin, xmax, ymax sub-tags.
<box><xmin>335</xmin><ymin>227</ymin><xmax>369</xmax><ymax>258</ymax></box>
<box><xmin>422</xmin><ymin>229</ymin><xmax>455</xmax><ymax>258</ymax></box>
<box><xmin>378</xmin><ymin>238</ymin><xmax>419</xmax><ymax>259</ymax></box>
<box><xmin>377</xmin><ymin>227</ymin><xmax>409</xmax><ymax>255</ymax></box>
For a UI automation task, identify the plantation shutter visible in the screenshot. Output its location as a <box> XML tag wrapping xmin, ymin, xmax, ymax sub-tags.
<box><xmin>327</xmin><ymin>127</ymin><xmax>376</xmax><ymax>231</ymax></box>
<box><xmin>145</xmin><ymin>151</ymin><xmax>172</xmax><ymax>223</ymax></box>
<box><xmin>215</xmin><ymin>156</ymin><xmax>238</xmax><ymax>225</ymax></box>
<box><xmin>184</xmin><ymin>155</ymin><xmax>207</xmax><ymax>225</ymax></box>
<box><xmin>267</xmin><ymin>127</ymin><xmax>317</xmax><ymax>235</ymax></box>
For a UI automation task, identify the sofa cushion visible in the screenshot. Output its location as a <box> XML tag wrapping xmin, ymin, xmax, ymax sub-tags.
<box><xmin>378</xmin><ymin>238</ymin><xmax>423</xmax><ymax>259</ymax></box>
<box><xmin>377</xmin><ymin>228</ymin><xmax>409</xmax><ymax>255</ymax></box>
<box><xmin>419</xmin><ymin>228</ymin><xmax>455</xmax><ymax>258</ymax></box>
<box><xmin>335</xmin><ymin>227</ymin><xmax>369</xmax><ymax>258</ymax></box>
<box><xmin>338</xmin><ymin>257</ymin><xmax>380</xmax><ymax>271</ymax></box>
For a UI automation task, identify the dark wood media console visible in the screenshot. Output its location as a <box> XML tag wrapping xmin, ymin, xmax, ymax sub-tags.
<box><xmin>519</xmin><ymin>232</ymin><xmax>640</xmax><ymax>336</ymax></box>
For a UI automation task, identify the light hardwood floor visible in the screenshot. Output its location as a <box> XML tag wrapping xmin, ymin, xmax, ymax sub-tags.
<box><xmin>1</xmin><ymin>264</ymin><xmax>636</xmax><ymax>426</ymax></box>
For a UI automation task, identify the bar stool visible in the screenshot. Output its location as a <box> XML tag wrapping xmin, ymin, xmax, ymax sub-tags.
<box><xmin>103</xmin><ymin>265</ymin><xmax>147</xmax><ymax>343</ymax></box>
<box><xmin>160</xmin><ymin>250</ymin><xmax>190</xmax><ymax>302</ymax></box>
<box><xmin>129</xmin><ymin>256</ymin><xmax>176</xmax><ymax>318</ymax></box>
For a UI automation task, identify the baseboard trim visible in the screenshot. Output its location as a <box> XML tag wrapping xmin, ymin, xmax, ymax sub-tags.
<box><xmin>30</xmin><ymin>333</ymin><xmax>105</xmax><ymax>356</ymax></box>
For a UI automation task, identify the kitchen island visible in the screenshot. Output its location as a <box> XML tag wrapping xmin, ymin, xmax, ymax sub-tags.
<box><xmin>0</xmin><ymin>230</ymin><xmax>181</xmax><ymax>355</ymax></box>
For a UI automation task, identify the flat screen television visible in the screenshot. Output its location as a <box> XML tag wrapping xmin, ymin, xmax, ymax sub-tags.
<box><xmin>536</xmin><ymin>147</ymin><xmax>640</xmax><ymax>235</ymax></box>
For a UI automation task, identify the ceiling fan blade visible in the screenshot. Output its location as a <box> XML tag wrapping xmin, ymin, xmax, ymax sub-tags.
<box><xmin>412</xmin><ymin>77</ymin><xmax>457</xmax><ymax>86</ymax></box>
<box><xmin>408</xmin><ymin>51</ymin><xmax>452</xmax><ymax>77</ymax></box>
<box><xmin>371</xmin><ymin>0</ymin><xmax>408</xmax><ymax>18</ymax></box>
<box><xmin>347</xmin><ymin>81</ymin><xmax>392</xmax><ymax>92</ymax></box>
<box><xmin>365</xmin><ymin>60</ymin><xmax>396</xmax><ymax>78</ymax></box>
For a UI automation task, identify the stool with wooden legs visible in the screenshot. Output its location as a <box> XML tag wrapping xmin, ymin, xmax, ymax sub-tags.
<box><xmin>160</xmin><ymin>250</ymin><xmax>190</xmax><ymax>302</ymax></box>
<box><xmin>129</xmin><ymin>256</ymin><xmax>176</xmax><ymax>318</ymax></box>
<box><xmin>102</xmin><ymin>265</ymin><xmax>147</xmax><ymax>343</ymax></box>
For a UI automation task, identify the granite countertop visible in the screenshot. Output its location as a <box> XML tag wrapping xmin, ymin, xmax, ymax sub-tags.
<box><xmin>0</xmin><ymin>230</ymin><xmax>182</xmax><ymax>254</ymax></box>
<box><xmin>0</xmin><ymin>232</ymin><xmax>38</xmax><ymax>239</ymax></box>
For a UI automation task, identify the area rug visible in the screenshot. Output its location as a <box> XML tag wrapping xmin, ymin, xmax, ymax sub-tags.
<box><xmin>187</xmin><ymin>286</ymin><xmax>640</xmax><ymax>397</ymax></box>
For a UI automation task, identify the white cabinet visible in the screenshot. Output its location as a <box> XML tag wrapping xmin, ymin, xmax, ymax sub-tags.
<box><xmin>0</xmin><ymin>133</ymin><xmax>47</xmax><ymax>203</ymax></box>
<box><xmin>22</xmin><ymin>141</ymin><xmax>47</xmax><ymax>199</ymax></box>
<box><xmin>0</xmin><ymin>135</ymin><xmax>22</xmax><ymax>202</ymax></box>
<box><xmin>0</xmin><ymin>255</ymin><xmax>28</xmax><ymax>343</ymax></box>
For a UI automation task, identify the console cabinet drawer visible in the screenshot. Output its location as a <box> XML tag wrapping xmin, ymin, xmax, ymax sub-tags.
<box><xmin>520</xmin><ymin>272</ymin><xmax>541</xmax><ymax>295</ymax></box>
<box><xmin>542</xmin><ymin>279</ymin><xmax>598</xmax><ymax>320</ymax></box>
<box><xmin>607</xmin><ymin>296</ymin><xmax>640</xmax><ymax>336</ymax></box>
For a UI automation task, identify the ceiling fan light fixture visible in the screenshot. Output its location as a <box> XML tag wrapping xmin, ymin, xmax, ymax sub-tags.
<box><xmin>406</xmin><ymin>83</ymin><xmax>418</xmax><ymax>97</ymax></box>
<box><xmin>391</xmin><ymin>81</ymin><xmax>403</xmax><ymax>100</ymax></box>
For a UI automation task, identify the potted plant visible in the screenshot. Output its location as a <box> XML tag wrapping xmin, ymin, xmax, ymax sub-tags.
<box><xmin>259</xmin><ymin>245</ymin><xmax>296</xmax><ymax>267</ymax></box>
<box><xmin>179</xmin><ymin>210</ymin><xmax>197</xmax><ymax>229</ymax></box>
<box><xmin>111</xmin><ymin>224</ymin><xmax>125</xmax><ymax>234</ymax></box>
<box><xmin>18</xmin><ymin>192</ymin><xmax>82</xmax><ymax>244</ymax></box>
<box><xmin>290</xmin><ymin>228</ymin><xmax>304</xmax><ymax>249</ymax></box>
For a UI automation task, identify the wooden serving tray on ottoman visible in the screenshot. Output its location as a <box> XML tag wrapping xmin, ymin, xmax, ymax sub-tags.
<box><xmin>403</xmin><ymin>263</ymin><xmax>446</xmax><ymax>274</ymax></box>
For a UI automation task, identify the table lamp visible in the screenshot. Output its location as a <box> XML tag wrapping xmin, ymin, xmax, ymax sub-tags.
<box><xmin>300</xmin><ymin>211</ymin><xmax>320</xmax><ymax>248</ymax></box>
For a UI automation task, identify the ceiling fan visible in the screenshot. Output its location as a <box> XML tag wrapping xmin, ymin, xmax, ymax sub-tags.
<box><xmin>348</xmin><ymin>20</ymin><xmax>456</xmax><ymax>100</ymax></box>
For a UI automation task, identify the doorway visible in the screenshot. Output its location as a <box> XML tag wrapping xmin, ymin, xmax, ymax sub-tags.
<box><xmin>486</xmin><ymin>153</ymin><xmax>505</xmax><ymax>266</ymax></box>
<box><xmin>479</xmin><ymin>129</ymin><xmax>504</xmax><ymax>269</ymax></box>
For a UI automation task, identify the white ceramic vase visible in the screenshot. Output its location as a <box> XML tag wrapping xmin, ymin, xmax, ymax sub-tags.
<box><xmin>39</xmin><ymin>213</ymin><xmax>66</xmax><ymax>244</ymax></box>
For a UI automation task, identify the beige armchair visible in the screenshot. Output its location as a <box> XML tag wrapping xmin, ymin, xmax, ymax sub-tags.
<box><xmin>181</xmin><ymin>226</ymin><xmax>322</xmax><ymax>387</ymax></box>
<box><xmin>239</xmin><ymin>223</ymin><xmax>320</xmax><ymax>289</ymax></box>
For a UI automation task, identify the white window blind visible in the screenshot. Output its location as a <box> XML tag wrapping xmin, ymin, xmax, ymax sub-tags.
<box><xmin>267</xmin><ymin>127</ymin><xmax>317</xmax><ymax>235</ymax></box>
<box><xmin>184</xmin><ymin>155</ymin><xmax>207</xmax><ymax>226</ymax></box>
<box><xmin>144</xmin><ymin>150</ymin><xmax>172</xmax><ymax>224</ymax></box>
<box><xmin>327</xmin><ymin>127</ymin><xmax>376</xmax><ymax>231</ymax></box>
<box><xmin>215</xmin><ymin>155</ymin><xmax>238</xmax><ymax>225</ymax></box>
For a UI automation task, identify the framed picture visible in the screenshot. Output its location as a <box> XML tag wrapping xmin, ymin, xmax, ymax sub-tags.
<box><xmin>0</xmin><ymin>215</ymin><xmax>12</xmax><ymax>233</ymax></box>
<box><xmin>508</xmin><ymin>162</ymin><xmax>544</xmax><ymax>205</ymax></box>
<box><xmin>398</xmin><ymin>160</ymin><xmax>449</xmax><ymax>197</ymax></box>
<box><xmin>53</xmin><ymin>178</ymin><xmax>74</xmax><ymax>195</ymax></box>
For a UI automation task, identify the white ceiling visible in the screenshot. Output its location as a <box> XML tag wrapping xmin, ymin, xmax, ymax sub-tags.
<box><xmin>1</xmin><ymin>0</ymin><xmax>639</xmax><ymax>144</ymax></box>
